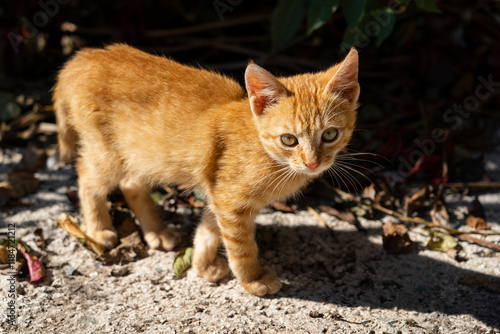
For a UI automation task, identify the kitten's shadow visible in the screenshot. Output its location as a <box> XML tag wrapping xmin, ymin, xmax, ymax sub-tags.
<box><xmin>254</xmin><ymin>221</ymin><xmax>500</xmax><ymax>327</ymax></box>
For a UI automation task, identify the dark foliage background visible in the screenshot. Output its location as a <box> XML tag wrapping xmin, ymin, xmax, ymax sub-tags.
<box><xmin>1</xmin><ymin>0</ymin><xmax>499</xmax><ymax>189</ymax></box>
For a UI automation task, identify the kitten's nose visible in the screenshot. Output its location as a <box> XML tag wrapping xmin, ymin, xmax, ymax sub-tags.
<box><xmin>306</xmin><ymin>162</ymin><xmax>319</xmax><ymax>171</ymax></box>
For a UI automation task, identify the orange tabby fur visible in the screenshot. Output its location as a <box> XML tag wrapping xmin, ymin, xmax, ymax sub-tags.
<box><xmin>53</xmin><ymin>44</ymin><xmax>359</xmax><ymax>296</ymax></box>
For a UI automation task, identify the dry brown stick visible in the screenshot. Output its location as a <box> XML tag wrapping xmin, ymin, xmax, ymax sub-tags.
<box><xmin>319</xmin><ymin>179</ymin><xmax>357</xmax><ymax>201</ymax></box>
<box><xmin>430</xmin><ymin>158</ymin><xmax>448</xmax><ymax>227</ymax></box>
<box><xmin>372</xmin><ymin>203</ymin><xmax>500</xmax><ymax>237</ymax></box>
<box><xmin>443</xmin><ymin>181</ymin><xmax>500</xmax><ymax>189</ymax></box>
<box><xmin>458</xmin><ymin>235</ymin><xmax>500</xmax><ymax>252</ymax></box>
<box><xmin>145</xmin><ymin>14</ymin><xmax>271</xmax><ymax>38</ymax></box>
<box><xmin>306</xmin><ymin>206</ymin><xmax>331</xmax><ymax>232</ymax></box>
<box><xmin>210</xmin><ymin>42</ymin><xmax>321</xmax><ymax>69</ymax></box>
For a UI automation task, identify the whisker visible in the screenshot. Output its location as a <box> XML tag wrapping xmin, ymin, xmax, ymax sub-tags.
<box><xmin>335</xmin><ymin>162</ymin><xmax>376</xmax><ymax>187</ymax></box>
<box><xmin>332</xmin><ymin>164</ymin><xmax>360</xmax><ymax>193</ymax></box>
<box><xmin>249</xmin><ymin>164</ymin><xmax>289</xmax><ymax>193</ymax></box>
<box><xmin>334</xmin><ymin>159</ymin><xmax>379</xmax><ymax>174</ymax></box>
<box><xmin>340</xmin><ymin>151</ymin><xmax>391</xmax><ymax>164</ymax></box>
<box><xmin>324</xmin><ymin>169</ymin><xmax>338</xmax><ymax>189</ymax></box>
<box><xmin>257</xmin><ymin>166</ymin><xmax>290</xmax><ymax>195</ymax></box>
<box><xmin>271</xmin><ymin>168</ymin><xmax>294</xmax><ymax>197</ymax></box>
<box><xmin>277</xmin><ymin>169</ymin><xmax>297</xmax><ymax>197</ymax></box>
<box><xmin>336</xmin><ymin>157</ymin><xmax>385</xmax><ymax>170</ymax></box>
<box><xmin>328</xmin><ymin>165</ymin><xmax>352</xmax><ymax>193</ymax></box>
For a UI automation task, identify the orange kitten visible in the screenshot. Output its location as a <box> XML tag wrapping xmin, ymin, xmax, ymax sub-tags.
<box><xmin>53</xmin><ymin>44</ymin><xmax>359</xmax><ymax>296</ymax></box>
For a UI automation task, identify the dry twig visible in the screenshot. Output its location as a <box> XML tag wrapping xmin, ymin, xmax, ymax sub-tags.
<box><xmin>372</xmin><ymin>203</ymin><xmax>500</xmax><ymax>251</ymax></box>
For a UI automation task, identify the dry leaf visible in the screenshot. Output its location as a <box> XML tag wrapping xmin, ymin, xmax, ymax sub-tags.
<box><xmin>34</xmin><ymin>228</ymin><xmax>47</xmax><ymax>250</ymax></box>
<box><xmin>465</xmin><ymin>198</ymin><xmax>490</xmax><ymax>230</ymax></box>
<box><xmin>56</xmin><ymin>213</ymin><xmax>106</xmax><ymax>255</ymax></box>
<box><xmin>0</xmin><ymin>245</ymin><xmax>7</xmax><ymax>264</ymax></box>
<box><xmin>96</xmin><ymin>231</ymin><xmax>147</xmax><ymax>264</ymax></box>
<box><xmin>361</xmin><ymin>183</ymin><xmax>376</xmax><ymax>200</ymax></box>
<box><xmin>271</xmin><ymin>201</ymin><xmax>298</xmax><ymax>213</ymax></box>
<box><xmin>382</xmin><ymin>222</ymin><xmax>414</xmax><ymax>254</ymax></box>
<box><xmin>465</xmin><ymin>215</ymin><xmax>490</xmax><ymax>230</ymax></box>
<box><xmin>17</xmin><ymin>242</ymin><xmax>45</xmax><ymax>284</ymax></box>
<box><xmin>318</xmin><ymin>205</ymin><xmax>365</xmax><ymax>231</ymax></box>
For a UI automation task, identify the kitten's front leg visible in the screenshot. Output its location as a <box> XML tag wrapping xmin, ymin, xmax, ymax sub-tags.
<box><xmin>217</xmin><ymin>208</ymin><xmax>282</xmax><ymax>296</ymax></box>
<box><xmin>193</xmin><ymin>209</ymin><xmax>230</xmax><ymax>282</ymax></box>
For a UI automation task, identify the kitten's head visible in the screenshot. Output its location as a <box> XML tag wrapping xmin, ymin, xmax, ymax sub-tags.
<box><xmin>245</xmin><ymin>48</ymin><xmax>359</xmax><ymax>177</ymax></box>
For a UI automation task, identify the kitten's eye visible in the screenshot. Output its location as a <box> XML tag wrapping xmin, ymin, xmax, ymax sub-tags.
<box><xmin>280</xmin><ymin>134</ymin><xmax>298</xmax><ymax>147</ymax></box>
<box><xmin>322</xmin><ymin>128</ymin><xmax>338</xmax><ymax>142</ymax></box>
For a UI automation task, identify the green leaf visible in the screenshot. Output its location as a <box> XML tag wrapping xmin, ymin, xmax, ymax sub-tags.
<box><xmin>307</xmin><ymin>0</ymin><xmax>340</xmax><ymax>34</ymax></box>
<box><xmin>173</xmin><ymin>247</ymin><xmax>194</xmax><ymax>278</ymax></box>
<box><xmin>415</xmin><ymin>0</ymin><xmax>441</xmax><ymax>13</ymax></box>
<box><xmin>342</xmin><ymin>0</ymin><xmax>366</xmax><ymax>28</ymax></box>
<box><xmin>427</xmin><ymin>231</ymin><xmax>458</xmax><ymax>252</ymax></box>
<box><xmin>0</xmin><ymin>93</ymin><xmax>21</xmax><ymax>122</ymax></box>
<box><xmin>342</xmin><ymin>25</ymin><xmax>369</xmax><ymax>48</ymax></box>
<box><xmin>150</xmin><ymin>191</ymin><xmax>163</xmax><ymax>204</ymax></box>
<box><xmin>271</xmin><ymin>0</ymin><xmax>305</xmax><ymax>51</ymax></box>
<box><xmin>192</xmin><ymin>187</ymin><xmax>207</xmax><ymax>204</ymax></box>
<box><xmin>375</xmin><ymin>8</ymin><xmax>396</xmax><ymax>46</ymax></box>
<box><xmin>396</xmin><ymin>0</ymin><xmax>411</xmax><ymax>5</ymax></box>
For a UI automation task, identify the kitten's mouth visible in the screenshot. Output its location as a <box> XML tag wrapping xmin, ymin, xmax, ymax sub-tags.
<box><xmin>305</xmin><ymin>169</ymin><xmax>324</xmax><ymax>177</ymax></box>
<box><xmin>296</xmin><ymin>165</ymin><xmax>325</xmax><ymax>177</ymax></box>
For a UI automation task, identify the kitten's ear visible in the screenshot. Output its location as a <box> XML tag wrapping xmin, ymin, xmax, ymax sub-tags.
<box><xmin>245</xmin><ymin>63</ymin><xmax>288</xmax><ymax>116</ymax></box>
<box><xmin>324</xmin><ymin>48</ymin><xmax>360</xmax><ymax>103</ymax></box>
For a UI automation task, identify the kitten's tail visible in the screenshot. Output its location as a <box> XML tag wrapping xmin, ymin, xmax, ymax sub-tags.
<box><xmin>53</xmin><ymin>85</ymin><xmax>78</xmax><ymax>163</ymax></box>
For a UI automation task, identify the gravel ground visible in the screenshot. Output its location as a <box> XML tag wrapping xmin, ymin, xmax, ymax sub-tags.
<box><xmin>0</xmin><ymin>147</ymin><xmax>499</xmax><ymax>334</ymax></box>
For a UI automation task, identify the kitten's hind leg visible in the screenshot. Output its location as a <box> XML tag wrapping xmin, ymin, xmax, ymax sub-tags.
<box><xmin>193</xmin><ymin>209</ymin><xmax>230</xmax><ymax>282</ymax></box>
<box><xmin>119</xmin><ymin>177</ymin><xmax>180</xmax><ymax>251</ymax></box>
<box><xmin>77</xmin><ymin>161</ymin><xmax>118</xmax><ymax>249</ymax></box>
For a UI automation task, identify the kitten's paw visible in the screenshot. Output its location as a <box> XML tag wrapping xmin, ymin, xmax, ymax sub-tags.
<box><xmin>145</xmin><ymin>228</ymin><xmax>181</xmax><ymax>251</ymax></box>
<box><xmin>241</xmin><ymin>269</ymin><xmax>282</xmax><ymax>296</ymax></box>
<box><xmin>89</xmin><ymin>229</ymin><xmax>118</xmax><ymax>250</ymax></box>
<box><xmin>194</xmin><ymin>256</ymin><xmax>230</xmax><ymax>282</ymax></box>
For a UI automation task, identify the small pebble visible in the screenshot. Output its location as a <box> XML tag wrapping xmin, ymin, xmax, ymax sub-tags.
<box><xmin>66</xmin><ymin>266</ymin><xmax>78</xmax><ymax>276</ymax></box>
<box><xmin>111</xmin><ymin>267</ymin><xmax>129</xmax><ymax>277</ymax></box>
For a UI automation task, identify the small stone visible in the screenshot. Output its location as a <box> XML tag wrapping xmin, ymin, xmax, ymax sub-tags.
<box><xmin>111</xmin><ymin>266</ymin><xmax>129</xmax><ymax>277</ymax></box>
<box><xmin>309</xmin><ymin>310</ymin><xmax>324</xmax><ymax>318</ymax></box>
<box><xmin>66</xmin><ymin>266</ymin><xmax>78</xmax><ymax>276</ymax></box>
<box><xmin>17</xmin><ymin>285</ymin><xmax>26</xmax><ymax>295</ymax></box>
